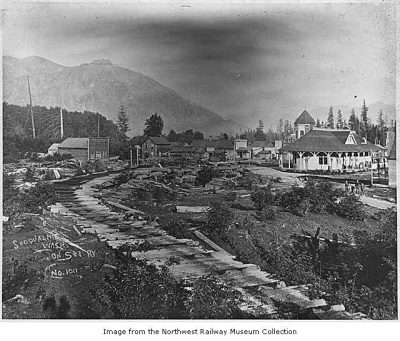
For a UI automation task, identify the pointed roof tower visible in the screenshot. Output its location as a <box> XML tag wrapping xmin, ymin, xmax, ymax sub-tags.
<box><xmin>294</xmin><ymin>110</ymin><xmax>315</xmax><ymax>126</ymax></box>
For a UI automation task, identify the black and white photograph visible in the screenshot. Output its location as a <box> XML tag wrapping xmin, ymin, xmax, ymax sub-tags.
<box><xmin>1</xmin><ymin>0</ymin><xmax>397</xmax><ymax>330</ymax></box>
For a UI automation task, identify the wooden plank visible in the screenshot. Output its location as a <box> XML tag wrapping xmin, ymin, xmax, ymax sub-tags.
<box><xmin>176</xmin><ymin>206</ymin><xmax>209</xmax><ymax>213</ymax></box>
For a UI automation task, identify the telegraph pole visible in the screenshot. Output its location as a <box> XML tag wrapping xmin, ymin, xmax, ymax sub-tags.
<box><xmin>130</xmin><ymin>148</ymin><xmax>133</xmax><ymax>168</ymax></box>
<box><xmin>27</xmin><ymin>75</ymin><xmax>36</xmax><ymax>138</ymax></box>
<box><xmin>60</xmin><ymin>108</ymin><xmax>64</xmax><ymax>139</ymax></box>
<box><xmin>97</xmin><ymin>114</ymin><xmax>100</xmax><ymax>137</ymax></box>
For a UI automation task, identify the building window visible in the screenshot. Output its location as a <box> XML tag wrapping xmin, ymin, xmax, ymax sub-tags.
<box><xmin>300</xmin><ymin>130</ymin><xmax>305</xmax><ymax>137</ymax></box>
<box><xmin>319</xmin><ymin>155</ymin><xmax>328</xmax><ymax>165</ymax></box>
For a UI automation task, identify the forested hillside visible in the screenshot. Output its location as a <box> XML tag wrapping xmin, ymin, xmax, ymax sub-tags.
<box><xmin>3</xmin><ymin>102</ymin><xmax>122</xmax><ymax>160</ymax></box>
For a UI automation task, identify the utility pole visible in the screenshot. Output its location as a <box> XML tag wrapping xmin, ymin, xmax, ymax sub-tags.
<box><xmin>370</xmin><ymin>151</ymin><xmax>374</xmax><ymax>187</ymax></box>
<box><xmin>60</xmin><ymin>108</ymin><xmax>64</xmax><ymax>139</ymax></box>
<box><xmin>27</xmin><ymin>75</ymin><xmax>36</xmax><ymax>138</ymax></box>
<box><xmin>130</xmin><ymin>148</ymin><xmax>133</xmax><ymax>168</ymax></box>
<box><xmin>97</xmin><ymin>114</ymin><xmax>100</xmax><ymax>137</ymax></box>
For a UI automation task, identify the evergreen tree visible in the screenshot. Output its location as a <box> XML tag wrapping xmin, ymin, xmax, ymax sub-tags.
<box><xmin>144</xmin><ymin>113</ymin><xmax>164</xmax><ymax>137</ymax></box>
<box><xmin>167</xmin><ymin>129</ymin><xmax>179</xmax><ymax>142</ymax></box>
<box><xmin>316</xmin><ymin>118</ymin><xmax>321</xmax><ymax>128</ymax></box>
<box><xmin>117</xmin><ymin>105</ymin><xmax>129</xmax><ymax>139</ymax></box>
<box><xmin>378</xmin><ymin>110</ymin><xmax>385</xmax><ymax>129</ymax></box>
<box><xmin>376</xmin><ymin>109</ymin><xmax>386</xmax><ymax>145</ymax></box>
<box><xmin>193</xmin><ymin>131</ymin><xmax>204</xmax><ymax>140</ymax></box>
<box><xmin>278</xmin><ymin>118</ymin><xmax>284</xmax><ymax>139</ymax></box>
<box><xmin>360</xmin><ymin>100</ymin><xmax>369</xmax><ymax>137</ymax></box>
<box><xmin>327</xmin><ymin>106</ymin><xmax>334</xmax><ymax>129</ymax></box>
<box><xmin>349</xmin><ymin>109</ymin><xmax>357</xmax><ymax>131</ymax></box>
<box><xmin>254</xmin><ymin>120</ymin><xmax>266</xmax><ymax>141</ymax></box>
<box><xmin>284</xmin><ymin>120</ymin><xmax>291</xmax><ymax>137</ymax></box>
<box><xmin>336</xmin><ymin>109</ymin><xmax>343</xmax><ymax>129</ymax></box>
<box><xmin>257</xmin><ymin>120</ymin><xmax>264</xmax><ymax>132</ymax></box>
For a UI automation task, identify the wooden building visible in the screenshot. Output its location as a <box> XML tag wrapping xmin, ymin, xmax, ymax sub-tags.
<box><xmin>141</xmin><ymin>136</ymin><xmax>171</xmax><ymax>157</ymax></box>
<box><xmin>58</xmin><ymin>137</ymin><xmax>110</xmax><ymax>162</ymax></box>
<box><xmin>279</xmin><ymin>129</ymin><xmax>381</xmax><ymax>171</ymax></box>
<box><xmin>47</xmin><ymin>143</ymin><xmax>60</xmax><ymax>156</ymax></box>
<box><xmin>251</xmin><ymin>141</ymin><xmax>276</xmax><ymax>160</ymax></box>
<box><xmin>294</xmin><ymin>110</ymin><xmax>315</xmax><ymax>139</ymax></box>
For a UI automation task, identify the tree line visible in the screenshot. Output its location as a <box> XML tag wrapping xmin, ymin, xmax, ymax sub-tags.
<box><xmin>3</xmin><ymin>102</ymin><xmax>123</xmax><ymax>160</ymax></box>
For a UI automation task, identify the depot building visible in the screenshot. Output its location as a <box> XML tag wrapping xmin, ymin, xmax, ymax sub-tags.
<box><xmin>279</xmin><ymin>128</ymin><xmax>381</xmax><ymax>171</ymax></box>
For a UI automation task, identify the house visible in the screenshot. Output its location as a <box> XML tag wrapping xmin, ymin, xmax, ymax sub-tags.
<box><xmin>279</xmin><ymin>128</ymin><xmax>381</xmax><ymax>171</ymax></box>
<box><xmin>190</xmin><ymin>139</ymin><xmax>235</xmax><ymax>160</ymax></box>
<box><xmin>215</xmin><ymin>139</ymin><xmax>235</xmax><ymax>160</ymax></box>
<box><xmin>294</xmin><ymin>110</ymin><xmax>315</xmax><ymax>139</ymax></box>
<box><xmin>190</xmin><ymin>140</ymin><xmax>211</xmax><ymax>158</ymax></box>
<box><xmin>234</xmin><ymin>139</ymin><xmax>250</xmax><ymax>159</ymax></box>
<box><xmin>251</xmin><ymin>141</ymin><xmax>276</xmax><ymax>160</ymax></box>
<box><xmin>170</xmin><ymin>146</ymin><xmax>195</xmax><ymax>158</ymax></box>
<box><xmin>58</xmin><ymin>137</ymin><xmax>110</xmax><ymax>162</ymax></box>
<box><xmin>170</xmin><ymin>141</ymin><xmax>189</xmax><ymax>148</ymax></box>
<box><xmin>47</xmin><ymin>143</ymin><xmax>60</xmax><ymax>156</ymax></box>
<box><xmin>141</xmin><ymin>136</ymin><xmax>171</xmax><ymax>157</ymax></box>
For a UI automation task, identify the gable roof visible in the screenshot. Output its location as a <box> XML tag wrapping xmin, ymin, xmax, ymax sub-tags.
<box><xmin>48</xmin><ymin>143</ymin><xmax>60</xmax><ymax>150</ymax></box>
<box><xmin>294</xmin><ymin>110</ymin><xmax>315</xmax><ymax>125</ymax></box>
<box><xmin>280</xmin><ymin>129</ymin><xmax>380</xmax><ymax>153</ymax></box>
<box><xmin>145</xmin><ymin>136</ymin><xmax>171</xmax><ymax>145</ymax></box>
<box><xmin>170</xmin><ymin>141</ymin><xmax>188</xmax><ymax>147</ymax></box>
<box><xmin>251</xmin><ymin>141</ymin><xmax>274</xmax><ymax>148</ymax></box>
<box><xmin>191</xmin><ymin>139</ymin><xmax>208</xmax><ymax>148</ymax></box>
<box><xmin>215</xmin><ymin>139</ymin><xmax>234</xmax><ymax>150</ymax></box>
<box><xmin>131</xmin><ymin>135</ymin><xmax>147</xmax><ymax>146</ymax></box>
<box><xmin>191</xmin><ymin>139</ymin><xmax>231</xmax><ymax>149</ymax></box>
<box><xmin>58</xmin><ymin>138</ymin><xmax>88</xmax><ymax>149</ymax></box>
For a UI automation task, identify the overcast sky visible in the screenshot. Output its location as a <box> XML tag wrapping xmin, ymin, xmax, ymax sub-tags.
<box><xmin>3</xmin><ymin>1</ymin><xmax>396</xmax><ymax>128</ymax></box>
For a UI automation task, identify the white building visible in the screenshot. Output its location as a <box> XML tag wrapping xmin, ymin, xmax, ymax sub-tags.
<box><xmin>47</xmin><ymin>143</ymin><xmax>60</xmax><ymax>156</ymax></box>
<box><xmin>294</xmin><ymin>110</ymin><xmax>315</xmax><ymax>139</ymax></box>
<box><xmin>251</xmin><ymin>141</ymin><xmax>276</xmax><ymax>160</ymax></box>
<box><xmin>279</xmin><ymin>128</ymin><xmax>381</xmax><ymax>171</ymax></box>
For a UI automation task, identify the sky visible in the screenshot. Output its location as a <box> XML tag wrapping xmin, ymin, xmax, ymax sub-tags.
<box><xmin>2</xmin><ymin>0</ymin><xmax>396</xmax><ymax>129</ymax></box>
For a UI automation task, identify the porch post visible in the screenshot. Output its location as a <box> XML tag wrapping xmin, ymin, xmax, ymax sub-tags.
<box><xmin>299</xmin><ymin>152</ymin><xmax>304</xmax><ymax>171</ymax></box>
<box><xmin>327</xmin><ymin>152</ymin><xmax>332</xmax><ymax>171</ymax></box>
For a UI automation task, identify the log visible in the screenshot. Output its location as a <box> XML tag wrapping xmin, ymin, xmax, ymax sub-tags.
<box><xmin>175</xmin><ymin>206</ymin><xmax>209</xmax><ymax>213</ymax></box>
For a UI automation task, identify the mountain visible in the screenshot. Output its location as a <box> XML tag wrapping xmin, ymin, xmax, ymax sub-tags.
<box><xmin>3</xmin><ymin>56</ymin><xmax>247</xmax><ymax>136</ymax></box>
<box><xmin>309</xmin><ymin>102</ymin><xmax>396</xmax><ymax>125</ymax></box>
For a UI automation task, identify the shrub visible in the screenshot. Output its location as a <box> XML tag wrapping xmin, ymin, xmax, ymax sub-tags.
<box><xmin>96</xmin><ymin>258</ymin><xmax>186</xmax><ymax>319</ymax></box>
<box><xmin>250</xmin><ymin>185</ymin><xmax>274</xmax><ymax>210</ymax></box>
<box><xmin>205</xmin><ymin>200</ymin><xmax>234</xmax><ymax>239</ymax></box>
<box><xmin>114</xmin><ymin>171</ymin><xmax>131</xmax><ymax>184</ymax></box>
<box><xmin>279</xmin><ymin>181</ymin><xmax>344</xmax><ymax>216</ymax></box>
<box><xmin>237</xmin><ymin>173</ymin><xmax>258</xmax><ymax>189</ymax></box>
<box><xmin>224</xmin><ymin>191</ymin><xmax>237</xmax><ymax>202</ymax></box>
<box><xmin>335</xmin><ymin>194</ymin><xmax>365</xmax><ymax>221</ymax></box>
<box><xmin>152</xmin><ymin>186</ymin><xmax>167</xmax><ymax>204</ymax></box>
<box><xmin>185</xmin><ymin>275</ymin><xmax>244</xmax><ymax>319</ymax></box>
<box><xmin>303</xmin><ymin>181</ymin><xmax>343</xmax><ymax>214</ymax></box>
<box><xmin>258</xmin><ymin>206</ymin><xmax>276</xmax><ymax>221</ymax></box>
<box><xmin>163</xmin><ymin>218</ymin><xmax>188</xmax><ymax>239</ymax></box>
<box><xmin>133</xmin><ymin>188</ymin><xmax>148</xmax><ymax>201</ymax></box>
<box><xmin>43</xmin><ymin>153</ymin><xmax>73</xmax><ymax>162</ymax></box>
<box><xmin>279</xmin><ymin>185</ymin><xmax>307</xmax><ymax>215</ymax></box>
<box><xmin>196</xmin><ymin>167</ymin><xmax>215</xmax><ymax>186</ymax></box>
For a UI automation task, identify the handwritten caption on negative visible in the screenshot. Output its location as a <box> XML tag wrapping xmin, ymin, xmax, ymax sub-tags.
<box><xmin>11</xmin><ymin>231</ymin><xmax>103</xmax><ymax>280</ymax></box>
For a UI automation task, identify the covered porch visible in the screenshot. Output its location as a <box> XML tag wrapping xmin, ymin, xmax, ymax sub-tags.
<box><xmin>279</xmin><ymin>151</ymin><xmax>372</xmax><ymax>171</ymax></box>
